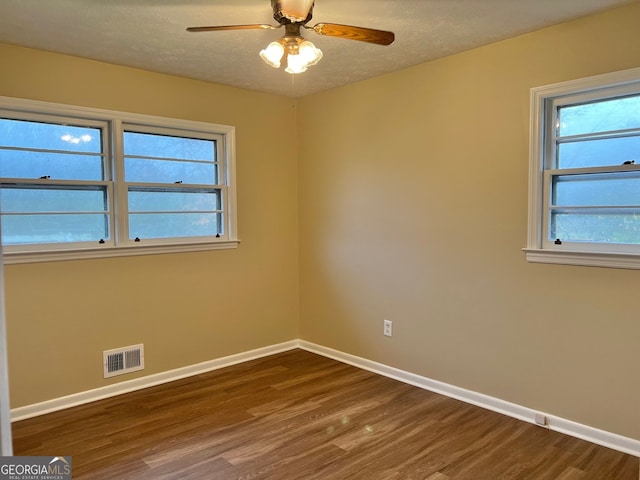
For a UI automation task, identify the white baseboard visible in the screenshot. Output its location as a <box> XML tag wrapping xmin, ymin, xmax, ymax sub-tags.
<box><xmin>10</xmin><ymin>340</ymin><xmax>299</xmax><ymax>422</ymax></box>
<box><xmin>298</xmin><ymin>341</ymin><xmax>640</xmax><ymax>458</ymax></box>
<box><xmin>11</xmin><ymin>339</ymin><xmax>640</xmax><ymax>458</ymax></box>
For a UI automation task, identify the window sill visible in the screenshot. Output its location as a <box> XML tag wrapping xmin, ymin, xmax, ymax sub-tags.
<box><xmin>523</xmin><ymin>248</ymin><xmax>640</xmax><ymax>270</ymax></box>
<box><xmin>3</xmin><ymin>240</ymin><xmax>240</xmax><ymax>265</ymax></box>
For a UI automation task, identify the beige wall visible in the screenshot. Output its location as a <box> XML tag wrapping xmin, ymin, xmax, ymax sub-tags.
<box><xmin>298</xmin><ymin>3</ymin><xmax>640</xmax><ymax>440</ymax></box>
<box><xmin>0</xmin><ymin>44</ymin><xmax>300</xmax><ymax>407</ymax></box>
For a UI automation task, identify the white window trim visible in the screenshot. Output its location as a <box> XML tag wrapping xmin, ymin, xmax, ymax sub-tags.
<box><xmin>0</xmin><ymin>96</ymin><xmax>239</xmax><ymax>264</ymax></box>
<box><xmin>524</xmin><ymin>67</ymin><xmax>640</xmax><ymax>270</ymax></box>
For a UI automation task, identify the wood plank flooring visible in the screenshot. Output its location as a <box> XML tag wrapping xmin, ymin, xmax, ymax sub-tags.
<box><xmin>12</xmin><ymin>349</ymin><xmax>639</xmax><ymax>479</ymax></box>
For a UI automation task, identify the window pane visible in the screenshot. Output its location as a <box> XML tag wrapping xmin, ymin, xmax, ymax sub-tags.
<box><xmin>124</xmin><ymin>131</ymin><xmax>215</xmax><ymax>162</ymax></box>
<box><xmin>128</xmin><ymin>189</ymin><xmax>219</xmax><ymax>212</ymax></box>
<box><xmin>0</xmin><ymin>186</ymin><xmax>107</xmax><ymax>213</ymax></box>
<box><xmin>0</xmin><ymin>118</ymin><xmax>102</xmax><ymax>153</ymax></box>
<box><xmin>558</xmin><ymin>95</ymin><xmax>640</xmax><ymax>137</ymax></box>
<box><xmin>557</xmin><ymin>136</ymin><xmax>640</xmax><ymax>169</ymax></box>
<box><xmin>1</xmin><ymin>213</ymin><xmax>110</xmax><ymax>245</ymax></box>
<box><xmin>551</xmin><ymin>211</ymin><xmax>640</xmax><ymax>244</ymax></box>
<box><xmin>125</xmin><ymin>158</ymin><xmax>217</xmax><ymax>184</ymax></box>
<box><xmin>0</xmin><ymin>150</ymin><xmax>104</xmax><ymax>181</ymax></box>
<box><xmin>553</xmin><ymin>172</ymin><xmax>640</xmax><ymax>207</ymax></box>
<box><xmin>129</xmin><ymin>213</ymin><xmax>221</xmax><ymax>239</ymax></box>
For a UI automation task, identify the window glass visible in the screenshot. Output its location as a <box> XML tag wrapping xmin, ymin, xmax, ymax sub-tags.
<box><xmin>550</xmin><ymin>212</ymin><xmax>640</xmax><ymax>245</ymax></box>
<box><xmin>0</xmin><ymin>118</ymin><xmax>102</xmax><ymax>153</ymax></box>
<box><xmin>123</xmin><ymin>131</ymin><xmax>217</xmax><ymax>184</ymax></box>
<box><xmin>1</xmin><ymin>214</ymin><xmax>110</xmax><ymax>245</ymax></box>
<box><xmin>123</xmin><ymin>131</ymin><xmax>215</xmax><ymax>161</ymax></box>
<box><xmin>0</xmin><ymin>150</ymin><xmax>104</xmax><ymax>181</ymax></box>
<box><xmin>557</xmin><ymin>95</ymin><xmax>640</xmax><ymax>137</ymax></box>
<box><xmin>124</xmin><ymin>158</ymin><xmax>217</xmax><ymax>184</ymax></box>
<box><xmin>0</xmin><ymin>185</ymin><xmax>107</xmax><ymax>213</ymax></box>
<box><xmin>0</xmin><ymin>118</ymin><xmax>104</xmax><ymax>180</ymax></box>
<box><xmin>128</xmin><ymin>189</ymin><xmax>220</xmax><ymax>212</ymax></box>
<box><xmin>552</xmin><ymin>172</ymin><xmax>640</xmax><ymax>206</ymax></box>
<box><xmin>557</xmin><ymin>136</ymin><xmax>640</xmax><ymax>169</ymax></box>
<box><xmin>129</xmin><ymin>213</ymin><xmax>221</xmax><ymax>239</ymax></box>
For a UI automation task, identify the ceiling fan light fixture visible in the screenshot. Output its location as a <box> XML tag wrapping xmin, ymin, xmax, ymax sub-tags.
<box><xmin>262</xmin><ymin>37</ymin><xmax>322</xmax><ymax>74</ymax></box>
<box><xmin>259</xmin><ymin>41</ymin><xmax>285</xmax><ymax>68</ymax></box>
<box><xmin>190</xmin><ymin>1</ymin><xmax>394</xmax><ymax>76</ymax></box>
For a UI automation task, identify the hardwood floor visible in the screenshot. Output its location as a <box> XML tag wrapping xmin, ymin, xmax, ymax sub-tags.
<box><xmin>12</xmin><ymin>349</ymin><xmax>638</xmax><ymax>479</ymax></box>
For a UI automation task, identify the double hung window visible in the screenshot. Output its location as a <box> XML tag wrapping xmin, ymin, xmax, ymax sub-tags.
<box><xmin>526</xmin><ymin>68</ymin><xmax>640</xmax><ymax>269</ymax></box>
<box><xmin>0</xmin><ymin>97</ymin><xmax>237</xmax><ymax>263</ymax></box>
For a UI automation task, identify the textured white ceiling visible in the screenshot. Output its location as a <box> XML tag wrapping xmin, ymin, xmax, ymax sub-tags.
<box><xmin>0</xmin><ymin>0</ymin><xmax>635</xmax><ymax>98</ymax></box>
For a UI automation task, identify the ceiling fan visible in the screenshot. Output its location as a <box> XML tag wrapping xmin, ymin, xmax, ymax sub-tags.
<box><xmin>186</xmin><ymin>0</ymin><xmax>395</xmax><ymax>74</ymax></box>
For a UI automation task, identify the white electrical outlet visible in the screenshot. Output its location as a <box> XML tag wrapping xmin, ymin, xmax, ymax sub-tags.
<box><xmin>383</xmin><ymin>319</ymin><xmax>393</xmax><ymax>337</ymax></box>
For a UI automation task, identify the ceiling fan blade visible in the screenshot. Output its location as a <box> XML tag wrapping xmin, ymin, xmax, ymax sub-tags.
<box><xmin>311</xmin><ymin>23</ymin><xmax>395</xmax><ymax>45</ymax></box>
<box><xmin>186</xmin><ymin>24</ymin><xmax>278</xmax><ymax>33</ymax></box>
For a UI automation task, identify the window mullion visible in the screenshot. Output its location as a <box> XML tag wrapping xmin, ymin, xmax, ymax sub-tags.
<box><xmin>548</xmin><ymin>165</ymin><xmax>640</xmax><ymax>177</ymax></box>
<box><xmin>221</xmin><ymin>134</ymin><xmax>236</xmax><ymax>240</ymax></box>
<box><xmin>126</xmin><ymin>182</ymin><xmax>224</xmax><ymax>190</ymax></box>
<box><xmin>111</xmin><ymin>119</ymin><xmax>128</xmax><ymax>246</ymax></box>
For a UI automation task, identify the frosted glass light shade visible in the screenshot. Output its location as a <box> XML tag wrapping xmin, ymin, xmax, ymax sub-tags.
<box><xmin>285</xmin><ymin>40</ymin><xmax>322</xmax><ymax>74</ymax></box>
<box><xmin>285</xmin><ymin>53</ymin><xmax>308</xmax><ymax>74</ymax></box>
<box><xmin>259</xmin><ymin>41</ymin><xmax>285</xmax><ymax>68</ymax></box>
<box><xmin>298</xmin><ymin>40</ymin><xmax>323</xmax><ymax>66</ymax></box>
